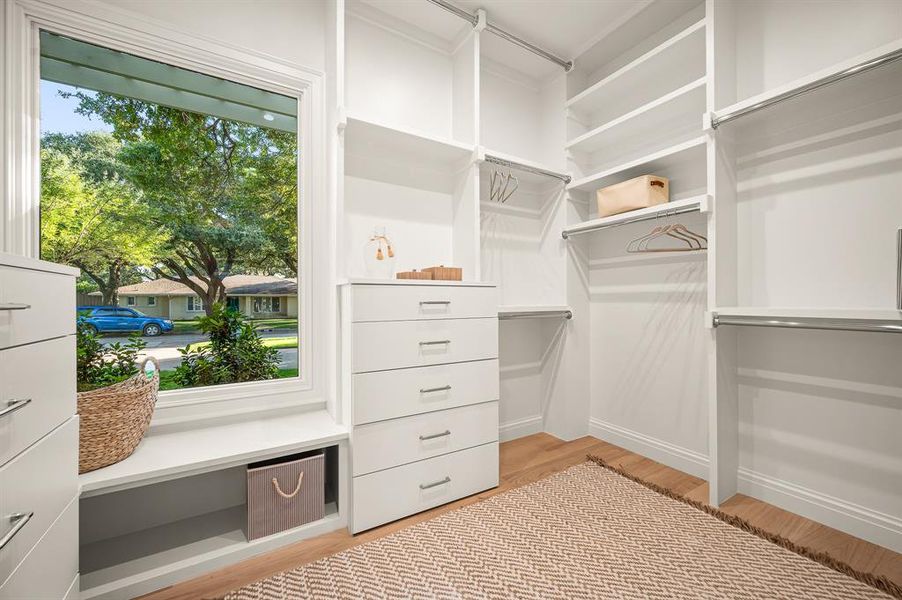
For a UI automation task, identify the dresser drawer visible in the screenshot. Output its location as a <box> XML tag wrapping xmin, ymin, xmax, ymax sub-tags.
<box><xmin>0</xmin><ymin>418</ymin><xmax>78</xmax><ymax>584</ymax></box>
<box><xmin>352</xmin><ymin>442</ymin><xmax>498</xmax><ymax>532</ymax></box>
<box><xmin>353</xmin><ymin>359</ymin><xmax>498</xmax><ymax>425</ymax></box>
<box><xmin>351</xmin><ymin>284</ymin><xmax>496</xmax><ymax>322</ymax></box>
<box><xmin>0</xmin><ymin>337</ymin><xmax>76</xmax><ymax>467</ymax></box>
<box><xmin>0</xmin><ymin>266</ymin><xmax>75</xmax><ymax>350</ymax></box>
<box><xmin>353</xmin><ymin>402</ymin><xmax>498</xmax><ymax>476</ymax></box>
<box><xmin>0</xmin><ymin>495</ymin><xmax>78</xmax><ymax>600</ymax></box>
<box><xmin>353</xmin><ymin>318</ymin><xmax>498</xmax><ymax>372</ymax></box>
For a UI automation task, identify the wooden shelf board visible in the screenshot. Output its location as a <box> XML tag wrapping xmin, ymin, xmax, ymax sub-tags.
<box><xmin>344</xmin><ymin>112</ymin><xmax>474</xmax><ymax>167</ymax></box>
<box><xmin>567</xmin><ymin>19</ymin><xmax>706</xmax><ymax>115</ymax></box>
<box><xmin>80</xmin><ymin>503</ymin><xmax>341</xmax><ymax>600</ymax></box>
<box><xmin>713</xmin><ymin>307</ymin><xmax>902</xmax><ymax>321</ymax></box>
<box><xmin>568</xmin><ymin>136</ymin><xmax>706</xmax><ymax>192</ymax></box>
<box><xmin>340</xmin><ymin>278</ymin><xmax>495</xmax><ymax>287</ymax></box>
<box><xmin>712</xmin><ymin>37</ymin><xmax>902</xmax><ymax>125</ymax></box>
<box><xmin>79</xmin><ymin>410</ymin><xmax>347</xmax><ymax>498</ymax></box>
<box><xmin>566</xmin><ymin>77</ymin><xmax>706</xmax><ymax>155</ymax></box>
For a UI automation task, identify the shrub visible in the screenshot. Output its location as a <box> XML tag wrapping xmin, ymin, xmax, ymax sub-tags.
<box><xmin>76</xmin><ymin>322</ymin><xmax>147</xmax><ymax>392</ymax></box>
<box><xmin>174</xmin><ymin>303</ymin><xmax>280</xmax><ymax>388</ymax></box>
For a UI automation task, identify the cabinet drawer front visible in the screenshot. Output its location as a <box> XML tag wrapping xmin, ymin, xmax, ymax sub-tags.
<box><xmin>352</xmin><ymin>442</ymin><xmax>498</xmax><ymax>533</ymax></box>
<box><xmin>353</xmin><ymin>359</ymin><xmax>499</xmax><ymax>425</ymax></box>
<box><xmin>0</xmin><ymin>337</ymin><xmax>76</xmax><ymax>467</ymax></box>
<box><xmin>0</xmin><ymin>266</ymin><xmax>74</xmax><ymax>350</ymax></box>
<box><xmin>0</xmin><ymin>496</ymin><xmax>78</xmax><ymax>600</ymax></box>
<box><xmin>352</xmin><ymin>285</ymin><xmax>496</xmax><ymax>322</ymax></box>
<box><xmin>353</xmin><ymin>402</ymin><xmax>498</xmax><ymax>476</ymax></box>
<box><xmin>0</xmin><ymin>418</ymin><xmax>78</xmax><ymax>584</ymax></box>
<box><xmin>353</xmin><ymin>318</ymin><xmax>498</xmax><ymax>373</ymax></box>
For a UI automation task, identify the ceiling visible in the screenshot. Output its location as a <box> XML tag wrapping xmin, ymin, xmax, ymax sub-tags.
<box><xmin>357</xmin><ymin>0</ymin><xmax>653</xmax><ymax>79</ymax></box>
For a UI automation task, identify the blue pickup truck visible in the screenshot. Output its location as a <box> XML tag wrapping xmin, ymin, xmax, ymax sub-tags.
<box><xmin>77</xmin><ymin>306</ymin><xmax>174</xmax><ymax>337</ymax></box>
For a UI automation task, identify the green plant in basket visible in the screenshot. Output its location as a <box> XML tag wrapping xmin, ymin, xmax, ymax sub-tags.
<box><xmin>76</xmin><ymin>322</ymin><xmax>147</xmax><ymax>392</ymax></box>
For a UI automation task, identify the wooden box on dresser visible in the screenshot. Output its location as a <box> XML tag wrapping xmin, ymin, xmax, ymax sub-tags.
<box><xmin>0</xmin><ymin>253</ymin><xmax>79</xmax><ymax>600</ymax></box>
<box><xmin>341</xmin><ymin>280</ymin><xmax>500</xmax><ymax>533</ymax></box>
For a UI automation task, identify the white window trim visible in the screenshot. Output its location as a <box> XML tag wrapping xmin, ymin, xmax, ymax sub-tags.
<box><xmin>187</xmin><ymin>297</ymin><xmax>205</xmax><ymax>312</ymax></box>
<box><xmin>3</xmin><ymin>0</ymin><xmax>331</xmax><ymax>420</ymax></box>
<box><xmin>147</xmin><ymin>296</ymin><xmax>156</xmax><ymax>306</ymax></box>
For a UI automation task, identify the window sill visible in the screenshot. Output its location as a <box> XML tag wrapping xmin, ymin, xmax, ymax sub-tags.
<box><xmin>79</xmin><ymin>407</ymin><xmax>347</xmax><ymax>498</ymax></box>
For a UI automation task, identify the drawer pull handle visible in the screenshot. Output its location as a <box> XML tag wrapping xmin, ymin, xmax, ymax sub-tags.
<box><xmin>0</xmin><ymin>303</ymin><xmax>31</xmax><ymax>311</ymax></box>
<box><xmin>419</xmin><ymin>476</ymin><xmax>451</xmax><ymax>490</ymax></box>
<box><xmin>272</xmin><ymin>472</ymin><xmax>304</xmax><ymax>499</ymax></box>
<box><xmin>0</xmin><ymin>398</ymin><xmax>31</xmax><ymax>419</ymax></box>
<box><xmin>419</xmin><ymin>340</ymin><xmax>451</xmax><ymax>346</ymax></box>
<box><xmin>420</xmin><ymin>385</ymin><xmax>452</xmax><ymax>394</ymax></box>
<box><xmin>0</xmin><ymin>512</ymin><xmax>33</xmax><ymax>550</ymax></box>
<box><xmin>420</xmin><ymin>300</ymin><xmax>451</xmax><ymax>305</ymax></box>
<box><xmin>419</xmin><ymin>430</ymin><xmax>451</xmax><ymax>441</ymax></box>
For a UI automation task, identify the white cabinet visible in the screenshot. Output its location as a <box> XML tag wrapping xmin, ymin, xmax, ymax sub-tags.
<box><xmin>343</xmin><ymin>282</ymin><xmax>499</xmax><ymax>533</ymax></box>
<box><xmin>0</xmin><ymin>253</ymin><xmax>78</xmax><ymax>598</ymax></box>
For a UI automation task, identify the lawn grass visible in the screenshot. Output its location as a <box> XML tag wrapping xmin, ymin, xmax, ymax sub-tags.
<box><xmin>158</xmin><ymin>367</ymin><xmax>299</xmax><ymax>391</ymax></box>
<box><xmin>171</xmin><ymin>318</ymin><xmax>297</xmax><ymax>335</ymax></box>
<box><xmin>185</xmin><ymin>336</ymin><xmax>297</xmax><ymax>352</ymax></box>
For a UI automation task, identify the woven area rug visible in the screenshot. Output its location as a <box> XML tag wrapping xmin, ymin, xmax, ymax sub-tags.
<box><xmin>225</xmin><ymin>459</ymin><xmax>901</xmax><ymax>599</ymax></box>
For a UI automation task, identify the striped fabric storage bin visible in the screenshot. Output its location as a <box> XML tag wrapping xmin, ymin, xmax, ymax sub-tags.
<box><xmin>247</xmin><ymin>452</ymin><xmax>325</xmax><ymax>540</ymax></box>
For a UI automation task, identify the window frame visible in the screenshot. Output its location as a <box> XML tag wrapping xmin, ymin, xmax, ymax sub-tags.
<box><xmin>3</xmin><ymin>0</ymin><xmax>330</xmax><ymax>421</ymax></box>
<box><xmin>126</xmin><ymin>296</ymin><xmax>136</xmax><ymax>306</ymax></box>
<box><xmin>187</xmin><ymin>297</ymin><xmax>205</xmax><ymax>313</ymax></box>
<box><xmin>147</xmin><ymin>296</ymin><xmax>156</xmax><ymax>306</ymax></box>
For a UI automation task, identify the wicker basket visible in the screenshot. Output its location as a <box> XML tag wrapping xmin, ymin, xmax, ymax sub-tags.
<box><xmin>77</xmin><ymin>356</ymin><xmax>160</xmax><ymax>474</ymax></box>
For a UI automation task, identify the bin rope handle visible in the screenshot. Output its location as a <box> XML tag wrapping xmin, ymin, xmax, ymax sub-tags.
<box><xmin>272</xmin><ymin>472</ymin><xmax>304</xmax><ymax>499</ymax></box>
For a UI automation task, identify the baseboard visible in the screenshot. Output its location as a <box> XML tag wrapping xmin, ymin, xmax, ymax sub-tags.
<box><xmin>588</xmin><ymin>418</ymin><xmax>709</xmax><ymax>479</ymax></box>
<box><xmin>499</xmin><ymin>415</ymin><xmax>543</xmax><ymax>442</ymax></box>
<box><xmin>738</xmin><ymin>468</ymin><xmax>902</xmax><ymax>554</ymax></box>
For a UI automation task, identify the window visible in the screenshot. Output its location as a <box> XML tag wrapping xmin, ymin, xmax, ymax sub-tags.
<box><xmin>253</xmin><ymin>297</ymin><xmax>281</xmax><ymax>313</ymax></box>
<box><xmin>38</xmin><ymin>31</ymin><xmax>300</xmax><ymax>393</ymax></box>
<box><xmin>187</xmin><ymin>297</ymin><xmax>205</xmax><ymax>312</ymax></box>
<box><xmin>226</xmin><ymin>297</ymin><xmax>240</xmax><ymax>311</ymax></box>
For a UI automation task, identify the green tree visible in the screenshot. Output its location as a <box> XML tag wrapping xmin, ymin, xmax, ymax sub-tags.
<box><xmin>40</xmin><ymin>142</ymin><xmax>166</xmax><ymax>304</ymax></box>
<box><xmin>68</xmin><ymin>92</ymin><xmax>298</xmax><ymax>314</ymax></box>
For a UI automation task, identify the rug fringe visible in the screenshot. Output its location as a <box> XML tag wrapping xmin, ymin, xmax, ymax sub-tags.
<box><xmin>586</xmin><ymin>455</ymin><xmax>902</xmax><ymax>600</ymax></box>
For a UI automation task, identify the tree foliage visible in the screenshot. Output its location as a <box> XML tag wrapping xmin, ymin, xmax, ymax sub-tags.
<box><xmin>61</xmin><ymin>92</ymin><xmax>299</xmax><ymax>314</ymax></box>
<box><xmin>40</xmin><ymin>136</ymin><xmax>166</xmax><ymax>304</ymax></box>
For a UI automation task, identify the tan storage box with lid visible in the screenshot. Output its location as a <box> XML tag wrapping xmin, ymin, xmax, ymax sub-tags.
<box><xmin>247</xmin><ymin>451</ymin><xmax>324</xmax><ymax>540</ymax></box>
<box><xmin>596</xmin><ymin>175</ymin><xmax>669</xmax><ymax>217</ymax></box>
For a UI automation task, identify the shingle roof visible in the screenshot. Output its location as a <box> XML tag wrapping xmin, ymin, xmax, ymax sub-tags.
<box><xmin>109</xmin><ymin>275</ymin><xmax>297</xmax><ymax>297</ymax></box>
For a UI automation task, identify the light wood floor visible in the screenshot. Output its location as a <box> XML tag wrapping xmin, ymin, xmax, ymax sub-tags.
<box><xmin>142</xmin><ymin>434</ymin><xmax>902</xmax><ymax>600</ymax></box>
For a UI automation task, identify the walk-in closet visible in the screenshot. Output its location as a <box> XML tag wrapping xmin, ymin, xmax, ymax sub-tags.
<box><xmin>1</xmin><ymin>0</ymin><xmax>901</xmax><ymax>598</ymax></box>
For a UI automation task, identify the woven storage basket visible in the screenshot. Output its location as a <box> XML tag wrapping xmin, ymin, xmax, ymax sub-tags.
<box><xmin>77</xmin><ymin>356</ymin><xmax>160</xmax><ymax>474</ymax></box>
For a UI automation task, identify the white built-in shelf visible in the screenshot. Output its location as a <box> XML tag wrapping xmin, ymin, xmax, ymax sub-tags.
<box><xmin>566</xmin><ymin>77</ymin><xmax>706</xmax><ymax>156</ymax></box>
<box><xmin>568</xmin><ymin>136</ymin><xmax>706</xmax><ymax>192</ymax></box>
<box><xmin>711</xmin><ymin>37</ymin><xmax>902</xmax><ymax>129</ymax></box>
<box><xmin>712</xmin><ymin>307</ymin><xmax>902</xmax><ymax>334</ymax></box>
<box><xmin>0</xmin><ymin>251</ymin><xmax>81</xmax><ymax>276</ymax></box>
<box><xmin>79</xmin><ymin>410</ymin><xmax>347</xmax><ymax>498</ymax></box>
<box><xmin>79</xmin><ymin>502</ymin><xmax>340</xmax><ymax>600</ymax></box>
<box><xmin>562</xmin><ymin>194</ymin><xmax>708</xmax><ymax>239</ymax></box>
<box><xmin>343</xmin><ymin>112</ymin><xmax>474</xmax><ymax>168</ymax></box>
<box><xmin>498</xmin><ymin>305</ymin><xmax>573</xmax><ymax>320</ymax></box>
<box><xmin>567</xmin><ymin>19</ymin><xmax>706</xmax><ymax>119</ymax></box>
<box><xmin>340</xmin><ymin>278</ymin><xmax>495</xmax><ymax>287</ymax></box>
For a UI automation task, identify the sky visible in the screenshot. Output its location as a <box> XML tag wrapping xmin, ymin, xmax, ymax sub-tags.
<box><xmin>40</xmin><ymin>80</ymin><xmax>112</xmax><ymax>135</ymax></box>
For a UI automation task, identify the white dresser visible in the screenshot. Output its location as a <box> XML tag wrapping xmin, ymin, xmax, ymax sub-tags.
<box><xmin>341</xmin><ymin>281</ymin><xmax>500</xmax><ymax>533</ymax></box>
<box><xmin>0</xmin><ymin>253</ymin><xmax>79</xmax><ymax>599</ymax></box>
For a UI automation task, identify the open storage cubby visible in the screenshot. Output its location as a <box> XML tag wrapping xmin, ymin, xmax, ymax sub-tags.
<box><xmin>79</xmin><ymin>445</ymin><xmax>341</xmax><ymax>600</ymax></box>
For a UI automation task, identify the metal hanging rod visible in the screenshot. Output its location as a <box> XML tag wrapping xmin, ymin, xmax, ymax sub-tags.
<box><xmin>712</xmin><ymin>313</ymin><xmax>902</xmax><ymax>334</ymax></box>
<box><xmin>712</xmin><ymin>45</ymin><xmax>902</xmax><ymax>128</ymax></box>
<box><xmin>561</xmin><ymin>200</ymin><xmax>703</xmax><ymax>239</ymax></box>
<box><xmin>424</xmin><ymin>0</ymin><xmax>573</xmax><ymax>72</ymax></box>
<box><xmin>897</xmin><ymin>228</ymin><xmax>902</xmax><ymax>310</ymax></box>
<box><xmin>484</xmin><ymin>154</ymin><xmax>571</xmax><ymax>184</ymax></box>
<box><xmin>499</xmin><ymin>310</ymin><xmax>573</xmax><ymax>320</ymax></box>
